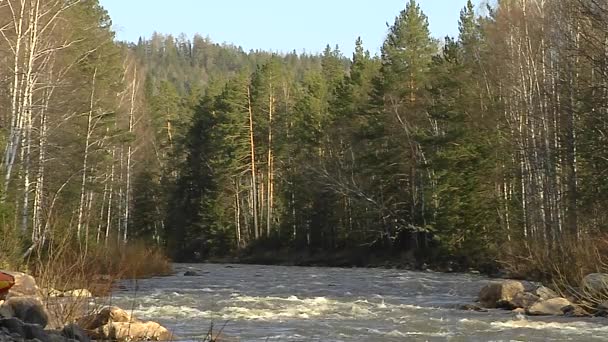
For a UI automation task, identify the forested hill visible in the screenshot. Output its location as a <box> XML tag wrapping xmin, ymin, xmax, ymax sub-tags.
<box><xmin>132</xmin><ymin>0</ymin><xmax>608</xmax><ymax>276</ymax></box>
<box><xmin>2</xmin><ymin>0</ymin><xmax>608</xmax><ymax>283</ymax></box>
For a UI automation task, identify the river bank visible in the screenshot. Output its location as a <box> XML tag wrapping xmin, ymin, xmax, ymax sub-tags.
<box><xmin>208</xmin><ymin>248</ymin><xmax>504</xmax><ymax>279</ymax></box>
<box><xmin>0</xmin><ymin>270</ymin><xmax>176</xmax><ymax>342</ymax></box>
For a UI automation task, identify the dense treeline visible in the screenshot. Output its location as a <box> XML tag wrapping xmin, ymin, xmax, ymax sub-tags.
<box><xmin>3</xmin><ymin>0</ymin><xmax>608</xmax><ymax>279</ymax></box>
<box><xmin>135</xmin><ymin>0</ymin><xmax>608</xmax><ymax>273</ymax></box>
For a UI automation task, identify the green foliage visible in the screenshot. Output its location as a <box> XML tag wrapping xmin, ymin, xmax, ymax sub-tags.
<box><xmin>127</xmin><ymin>0</ymin><xmax>608</xmax><ymax>275</ymax></box>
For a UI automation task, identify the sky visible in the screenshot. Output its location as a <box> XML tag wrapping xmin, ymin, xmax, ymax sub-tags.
<box><xmin>100</xmin><ymin>0</ymin><xmax>479</xmax><ymax>56</ymax></box>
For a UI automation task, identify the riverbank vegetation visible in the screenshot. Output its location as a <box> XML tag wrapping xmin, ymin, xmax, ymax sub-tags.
<box><xmin>0</xmin><ymin>0</ymin><xmax>170</xmax><ymax>280</ymax></box>
<box><xmin>139</xmin><ymin>0</ymin><xmax>608</xmax><ymax>283</ymax></box>
<box><xmin>2</xmin><ymin>0</ymin><xmax>608</xmax><ymax>291</ymax></box>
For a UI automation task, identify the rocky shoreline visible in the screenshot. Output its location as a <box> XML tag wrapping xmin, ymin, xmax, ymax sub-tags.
<box><xmin>0</xmin><ymin>271</ymin><xmax>173</xmax><ymax>342</ymax></box>
<box><xmin>463</xmin><ymin>273</ymin><xmax>608</xmax><ymax>318</ymax></box>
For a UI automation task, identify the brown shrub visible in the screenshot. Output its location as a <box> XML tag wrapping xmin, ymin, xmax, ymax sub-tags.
<box><xmin>499</xmin><ymin>234</ymin><xmax>608</xmax><ymax>308</ymax></box>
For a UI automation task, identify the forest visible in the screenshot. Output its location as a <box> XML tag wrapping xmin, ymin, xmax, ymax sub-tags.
<box><xmin>1</xmin><ymin>0</ymin><xmax>608</xmax><ymax>284</ymax></box>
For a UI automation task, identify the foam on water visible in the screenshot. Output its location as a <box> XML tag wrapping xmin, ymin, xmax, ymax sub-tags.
<box><xmin>490</xmin><ymin>318</ymin><xmax>608</xmax><ymax>333</ymax></box>
<box><xmin>112</xmin><ymin>264</ymin><xmax>608</xmax><ymax>341</ymax></box>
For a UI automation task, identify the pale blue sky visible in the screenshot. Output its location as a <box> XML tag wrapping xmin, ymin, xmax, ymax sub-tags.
<box><xmin>100</xmin><ymin>0</ymin><xmax>480</xmax><ymax>55</ymax></box>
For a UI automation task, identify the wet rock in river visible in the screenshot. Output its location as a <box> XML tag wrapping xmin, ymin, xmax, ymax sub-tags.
<box><xmin>183</xmin><ymin>271</ymin><xmax>198</xmax><ymax>276</ymax></box>
<box><xmin>458</xmin><ymin>304</ymin><xmax>488</xmax><ymax>312</ymax></box>
<box><xmin>527</xmin><ymin>297</ymin><xmax>572</xmax><ymax>316</ymax></box>
<box><xmin>562</xmin><ymin>304</ymin><xmax>590</xmax><ymax>318</ymax></box>
<box><xmin>533</xmin><ymin>286</ymin><xmax>559</xmax><ymax>301</ymax></box>
<box><xmin>512</xmin><ymin>308</ymin><xmax>526</xmax><ymax>315</ymax></box>
<box><xmin>478</xmin><ymin>280</ymin><xmax>525</xmax><ymax>308</ymax></box>
<box><xmin>510</xmin><ymin>292</ymin><xmax>540</xmax><ymax>309</ymax></box>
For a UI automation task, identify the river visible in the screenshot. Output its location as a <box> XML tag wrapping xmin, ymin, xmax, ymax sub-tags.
<box><xmin>111</xmin><ymin>264</ymin><xmax>608</xmax><ymax>341</ymax></box>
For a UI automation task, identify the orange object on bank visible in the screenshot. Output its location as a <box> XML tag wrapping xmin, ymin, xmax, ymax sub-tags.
<box><xmin>0</xmin><ymin>271</ymin><xmax>15</xmax><ymax>296</ymax></box>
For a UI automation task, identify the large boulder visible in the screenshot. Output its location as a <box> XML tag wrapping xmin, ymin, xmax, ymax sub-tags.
<box><xmin>478</xmin><ymin>280</ymin><xmax>525</xmax><ymax>308</ymax></box>
<box><xmin>527</xmin><ymin>297</ymin><xmax>571</xmax><ymax>316</ymax></box>
<box><xmin>533</xmin><ymin>286</ymin><xmax>559</xmax><ymax>300</ymax></box>
<box><xmin>77</xmin><ymin>306</ymin><xmax>173</xmax><ymax>341</ymax></box>
<box><xmin>2</xmin><ymin>272</ymin><xmax>39</xmax><ymax>298</ymax></box>
<box><xmin>582</xmin><ymin>273</ymin><xmax>608</xmax><ymax>296</ymax></box>
<box><xmin>76</xmin><ymin>306</ymin><xmax>135</xmax><ymax>330</ymax></box>
<box><xmin>0</xmin><ymin>317</ymin><xmax>48</xmax><ymax>341</ymax></box>
<box><xmin>61</xmin><ymin>323</ymin><xmax>91</xmax><ymax>342</ymax></box>
<box><xmin>510</xmin><ymin>292</ymin><xmax>540</xmax><ymax>309</ymax></box>
<box><xmin>94</xmin><ymin>321</ymin><xmax>173</xmax><ymax>341</ymax></box>
<box><xmin>0</xmin><ymin>296</ymin><xmax>49</xmax><ymax>327</ymax></box>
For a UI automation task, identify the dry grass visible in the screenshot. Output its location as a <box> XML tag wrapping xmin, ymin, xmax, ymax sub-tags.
<box><xmin>18</xmin><ymin>234</ymin><xmax>172</xmax><ymax>327</ymax></box>
<box><xmin>0</xmin><ymin>225</ymin><xmax>25</xmax><ymax>270</ymax></box>
<box><xmin>499</xmin><ymin>234</ymin><xmax>608</xmax><ymax>309</ymax></box>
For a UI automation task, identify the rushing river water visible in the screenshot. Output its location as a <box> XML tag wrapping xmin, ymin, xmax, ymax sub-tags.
<box><xmin>111</xmin><ymin>264</ymin><xmax>608</xmax><ymax>341</ymax></box>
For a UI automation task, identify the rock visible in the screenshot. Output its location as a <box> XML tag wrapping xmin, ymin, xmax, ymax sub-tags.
<box><xmin>46</xmin><ymin>289</ymin><xmax>64</xmax><ymax>298</ymax></box>
<box><xmin>22</xmin><ymin>322</ymin><xmax>49</xmax><ymax>341</ymax></box>
<box><xmin>76</xmin><ymin>306</ymin><xmax>135</xmax><ymax>330</ymax></box>
<box><xmin>562</xmin><ymin>304</ymin><xmax>590</xmax><ymax>317</ymax></box>
<box><xmin>594</xmin><ymin>301</ymin><xmax>608</xmax><ymax>316</ymax></box>
<box><xmin>0</xmin><ymin>296</ymin><xmax>49</xmax><ymax>327</ymax></box>
<box><xmin>582</xmin><ymin>273</ymin><xmax>608</xmax><ymax>296</ymax></box>
<box><xmin>533</xmin><ymin>286</ymin><xmax>559</xmax><ymax>300</ymax></box>
<box><xmin>61</xmin><ymin>289</ymin><xmax>92</xmax><ymax>298</ymax></box>
<box><xmin>458</xmin><ymin>304</ymin><xmax>488</xmax><ymax>312</ymax></box>
<box><xmin>2</xmin><ymin>272</ymin><xmax>39</xmax><ymax>298</ymax></box>
<box><xmin>512</xmin><ymin>308</ymin><xmax>526</xmax><ymax>315</ymax></box>
<box><xmin>61</xmin><ymin>324</ymin><xmax>90</xmax><ymax>342</ymax></box>
<box><xmin>527</xmin><ymin>297</ymin><xmax>571</xmax><ymax>316</ymax></box>
<box><xmin>478</xmin><ymin>280</ymin><xmax>525</xmax><ymax>308</ymax></box>
<box><xmin>47</xmin><ymin>289</ymin><xmax>92</xmax><ymax>298</ymax></box>
<box><xmin>77</xmin><ymin>306</ymin><xmax>173</xmax><ymax>341</ymax></box>
<box><xmin>510</xmin><ymin>292</ymin><xmax>540</xmax><ymax>309</ymax></box>
<box><xmin>91</xmin><ymin>275</ymin><xmax>111</xmax><ymax>282</ymax></box>
<box><xmin>183</xmin><ymin>271</ymin><xmax>198</xmax><ymax>276</ymax></box>
<box><xmin>95</xmin><ymin>321</ymin><xmax>173</xmax><ymax>341</ymax></box>
<box><xmin>0</xmin><ymin>317</ymin><xmax>25</xmax><ymax>337</ymax></box>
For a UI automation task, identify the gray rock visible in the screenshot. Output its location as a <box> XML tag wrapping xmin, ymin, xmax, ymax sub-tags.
<box><xmin>533</xmin><ymin>286</ymin><xmax>559</xmax><ymax>300</ymax></box>
<box><xmin>0</xmin><ymin>317</ymin><xmax>25</xmax><ymax>336</ymax></box>
<box><xmin>458</xmin><ymin>304</ymin><xmax>488</xmax><ymax>312</ymax></box>
<box><xmin>478</xmin><ymin>280</ymin><xmax>525</xmax><ymax>308</ymax></box>
<box><xmin>527</xmin><ymin>297</ymin><xmax>571</xmax><ymax>316</ymax></box>
<box><xmin>512</xmin><ymin>308</ymin><xmax>526</xmax><ymax>315</ymax></box>
<box><xmin>582</xmin><ymin>273</ymin><xmax>608</xmax><ymax>296</ymax></box>
<box><xmin>510</xmin><ymin>292</ymin><xmax>540</xmax><ymax>309</ymax></box>
<box><xmin>61</xmin><ymin>324</ymin><xmax>90</xmax><ymax>342</ymax></box>
<box><xmin>183</xmin><ymin>271</ymin><xmax>198</xmax><ymax>276</ymax></box>
<box><xmin>22</xmin><ymin>323</ymin><xmax>48</xmax><ymax>341</ymax></box>
<box><xmin>0</xmin><ymin>297</ymin><xmax>49</xmax><ymax>327</ymax></box>
<box><xmin>562</xmin><ymin>304</ymin><xmax>590</xmax><ymax>317</ymax></box>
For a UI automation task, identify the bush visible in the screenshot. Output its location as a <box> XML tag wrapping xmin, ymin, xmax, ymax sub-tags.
<box><xmin>499</xmin><ymin>234</ymin><xmax>608</xmax><ymax>307</ymax></box>
<box><xmin>0</xmin><ymin>225</ymin><xmax>24</xmax><ymax>270</ymax></box>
